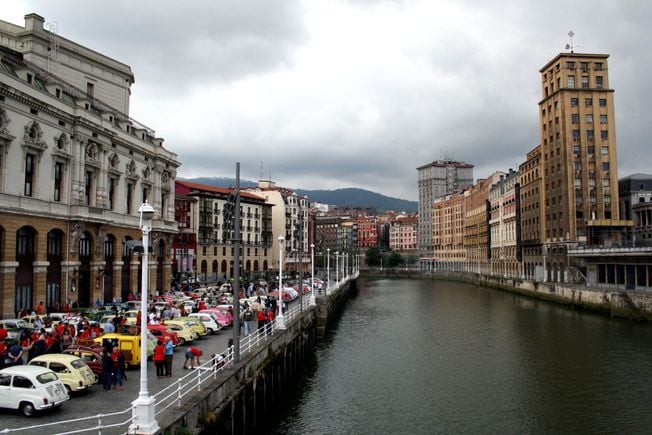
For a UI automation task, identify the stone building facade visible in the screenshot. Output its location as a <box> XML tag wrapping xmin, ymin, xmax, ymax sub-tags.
<box><xmin>0</xmin><ymin>14</ymin><xmax>179</xmax><ymax>315</ymax></box>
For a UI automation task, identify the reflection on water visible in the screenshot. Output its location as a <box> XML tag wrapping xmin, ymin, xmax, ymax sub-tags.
<box><xmin>273</xmin><ymin>278</ymin><xmax>652</xmax><ymax>434</ymax></box>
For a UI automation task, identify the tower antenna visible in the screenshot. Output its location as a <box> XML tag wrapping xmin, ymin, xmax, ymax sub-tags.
<box><xmin>45</xmin><ymin>21</ymin><xmax>60</xmax><ymax>76</ymax></box>
<box><xmin>565</xmin><ymin>30</ymin><xmax>578</xmax><ymax>53</ymax></box>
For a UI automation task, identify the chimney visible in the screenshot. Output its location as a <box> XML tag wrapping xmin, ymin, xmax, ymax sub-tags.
<box><xmin>24</xmin><ymin>13</ymin><xmax>45</xmax><ymax>33</ymax></box>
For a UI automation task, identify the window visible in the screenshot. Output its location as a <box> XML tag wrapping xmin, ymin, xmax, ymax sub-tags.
<box><xmin>601</xmin><ymin>130</ymin><xmax>609</xmax><ymax>140</ymax></box>
<box><xmin>604</xmin><ymin>195</ymin><xmax>611</xmax><ymax>205</ymax></box>
<box><xmin>85</xmin><ymin>171</ymin><xmax>93</xmax><ymax>205</ymax></box>
<box><xmin>573</xmin><ymin>145</ymin><xmax>580</xmax><ymax>154</ymax></box>
<box><xmin>570</xmin><ymin>98</ymin><xmax>578</xmax><ymax>106</ymax></box>
<box><xmin>126</xmin><ymin>183</ymin><xmax>133</xmax><ymax>214</ymax></box>
<box><xmin>587</xmin><ymin>130</ymin><xmax>594</xmax><ymax>140</ymax></box>
<box><xmin>571</xmin><ymin>114</ymin><xmax>580</xmax><ymax>124</ymax></box>
<box><xmin>588</xmin><ymin>145</ymin><xmax>595</xmax><ymax>154</ymax></box>
<box><xmin>586</xmin><ymin>114</ymin><xmax>593</xmax><ymax>123</ymax></box>
<box><xmin>54</xmin><ymin>162</ymin><xmax>63</xmax><ymax>202</ymax></box>
<box><xmin>567</xmin><ymin>76</ymin><xmax>575</xmax><ymax>89</ymax></box>
<box><xmin>12</xmin><ymin>376</ymin><xmax>33</xmax><ymax>389</ymax></box>
<box><xmin>596</xmin><ymin>76</ymin><xmax>603</xmax><ymax>89</ymax></box>
<box><xmin>24</xmin><ymin>153</ymin><xmax>35</xmax><ymax>197</ymax></box>
<box><xmin>142</xmin><ymin>186</ymin><xmax>149</xmax><ymax>204</ymax></box>
<box><xmin>602</xmin><ymin>162</ymin><xmax>610</xmax><ymax>171</ymax></box>
<box><xmin>599</xmin><ymin>98</ymin><xmax>607</xmax><ymax>107</ymax></box>
<box><xmin>26</xmin><ymin>73</ymin><xmax>33</xmax><ymax>84</ymax></box>
<box><xmin>581</xmin><ymin>76</ymin><xmax>589</xmax><ymax>88</ymax></box>
<box><xmin>603</xmin><ymin>178</ymin><xmax>610</xmax><ymax>187</ymax></box>
<box><xmin>585</xmin><ymin>98</ymin><xmax>593</xmax><ymax>106</ymax></box>
<box><xmin>574</xmin><ymin>179</ymin><xmax>581</xmax><ymax>188</ymax></box>
<box><xmin>572</xmin><ymin>130</ymin><xmax>580</xmax><ymax>140</ymax></box>
<box><xmin>108</xmin><ymin>178</ymin><xmax>115</xmax><ymax>210</ymax></box>
<box><xmin>566</xmin><ymin>61</ymin><xmax>575</xmax><ymax>69</ymax></box>
<box><xmin>600</xmin><ymin>115</ymin><xmax>607</xmax><ymax>124</ymax></box>
<box><xmin>581</xmin><ymin>62</ymin><xmax>589</xmax><ymax>70</ymax></box>
<box><xmin>87</xmin><ymin>82</ymin><xmax>95</xmax><ymax>98</ymax></box>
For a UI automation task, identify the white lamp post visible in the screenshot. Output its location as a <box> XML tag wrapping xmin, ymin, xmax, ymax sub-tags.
<box><xmin>309</xmin><ymin>244</ymin><xmax>316</xmax><ymax>306</ymax></box>
<box><xmin>326</xmin><ymin>248</ymin><xmax>330</xmax><ymax>294</ymax></box>
<box><xmin>335</xmin><ymin>251</ymin><xmax>339</xmax><ymax>283</ymax></box>
<box><xmin>130</xmin><ymin>201</ymin><xmax>158</xmax><ymax>434</ymax></box>
<box><xmin>276</xmin><ymin>236</ymin><xmax>286</xmax><ymax>329</ymax></box>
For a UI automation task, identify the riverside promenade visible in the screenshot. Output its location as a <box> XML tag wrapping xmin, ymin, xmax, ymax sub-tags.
<box><xmin>0</xmin><ymin>275</ymin><xmax>357</xmax><ymax>434</ymax></box>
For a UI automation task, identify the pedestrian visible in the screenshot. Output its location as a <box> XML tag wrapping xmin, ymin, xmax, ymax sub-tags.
<box><xmin>36</xmin><ymin>301</ymin><xmax>44</xmax><ymax>315</ymax></box>
<box><xmin>243</xmin><ymin>305</ymin><xmax>253</xmax><ymax>336</ymax></box>
<box><xmin>164</xmin><ymin>336</ymin><xmax>174</xmax><ymax>377</ymax></box>
<box><xmin>6</xmin><ymin>342</ymin><xmax>23</xmax><ymax>366</ymax></box>
<box><xmin>266</xmin><ymin>308</ymin><xmax>274</xmax><ymax>336</ymax></box>
<box><xmin>153</xmin><ymin>340</ymin><xmax>165</xmax><ymax>378</ymax></box>
<box><xmin>183</xmin><ymin>346</ymin><xmax>202</xmax><ymax>369</ymax></box>
<box><xmin>257</xmin><ymin>308</ymin><xmax>266</xmax><ymax>336</ymax></box>
<box><xmin>111</xmin><ymin>347</ymin><xmax>126</xmax><ymax>390</ymax></box>
<box><xmin>101</xmin><ymin>348</ymin><xmax>113</xmax><ymax>391</ymax></box>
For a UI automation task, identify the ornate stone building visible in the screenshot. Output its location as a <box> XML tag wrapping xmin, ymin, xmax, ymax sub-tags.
<box><xmin>0</xmin><ymin>14</ymin><xmax>179</xmax><ymax>315</ymax></box>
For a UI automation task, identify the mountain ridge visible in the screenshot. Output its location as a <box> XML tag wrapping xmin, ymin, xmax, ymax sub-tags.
<box><xmin>182</xmin><ymin>177</ymin><xmax>418</xmax><ymax>213</ymax></box>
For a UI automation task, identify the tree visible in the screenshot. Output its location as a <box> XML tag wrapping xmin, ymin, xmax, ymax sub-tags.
<box><xmin>365</xmin><ymin>247</ymin><xmax>381</xmax><ymax>267</ymax></box>
<box><xmin>387</xmin><ymin>251</ymin><xmax>403</xmax><ymax>268</ymax></box>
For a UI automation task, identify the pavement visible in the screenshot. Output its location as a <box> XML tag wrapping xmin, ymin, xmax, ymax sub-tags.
<box><xmin>0</xmin><ymin>324</ymin><xmax>244</xmax><ymax>434</ymax></box>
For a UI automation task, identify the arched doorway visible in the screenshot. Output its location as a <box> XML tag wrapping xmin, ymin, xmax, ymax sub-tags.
<box><xmin>46</xmin><ymin>229</ymin><xmax>64</xmax><ymax>311</ymax></box>
<box><xmin>200</xmin><ymin>260</ymin><xmax>207</xmax><ymax>283</ymax></box>
<box><xmin>221</xmin><ymin>260</ymin><xmax>227</xmax><ymax>282</ymax></box>
<box><xmin>16</xmin><ymin>226</ymin><xmax>36</xmax><ymax>314</ymax></box>
<box><xmin>121</xmin><ymin>236</ymin><xmax>133</xmax><ymax>302</ymax></box>
<box><xmin>103</xmin><ymin>235</ymin><xmax>116</xmax><ymax>303</ymax></box>
<box><xmin>254</xmin><ymin>260</ymin><xmax>259</xmax><ymax>273</ymax></box>
<box><xmin>212</xmin><ymin>260</ymin><xmax>218</xmax><ymax>283</ymax></box>
<box><xmin>78</xmin><ymin>231</ymin><xmax>93</xmax><ymax>307</ymax></box>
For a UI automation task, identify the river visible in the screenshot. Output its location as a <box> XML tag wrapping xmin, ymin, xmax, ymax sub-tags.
<box><xmin>272</xmin><ymin>278</ymin><xmax>652</xmax><ymax>434</ymax></box>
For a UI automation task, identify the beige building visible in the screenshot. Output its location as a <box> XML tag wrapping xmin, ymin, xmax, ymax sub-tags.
<box><xmin>538</xmin><ymin>52</ymin><xmax>622</xmax><ymax>281</ymax></box>
<box><xmin>432</xmin><ymin>191</ymin><xmax>466</xmax><ymax>271</ymax></box>
<box><xmin>389</xmin><ymin>214</ymin><xmax>418</xmax><ymax>252</ymax></box>
<box><xmin>247</xmin><ymin>180</ymin><xmax>309</xmax><ymax>274</ymax></box>
<box><xmin>519</xmin><ymin>145</ymin><xmax>544</xmax><ymax>280</ymax></box>
<box><xmin>489</xmin><ymin>169</ymin><xmax>520</xmax><ymax>277</ymax></box>
<box><xmin>0</xmin><ymin>14</ymin><xmax>179</xmax><ymax>315</ymax></box>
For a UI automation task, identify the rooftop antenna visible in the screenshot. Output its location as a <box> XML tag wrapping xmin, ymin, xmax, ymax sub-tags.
<box><xmin>565</xmin><ymin>30</ymin><xmax>577</xmax><ymax>53</ymax></box>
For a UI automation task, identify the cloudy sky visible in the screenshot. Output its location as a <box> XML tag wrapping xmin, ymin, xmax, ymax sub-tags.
<box><xmin>4</xmin><ymin>1</ymin><xmax>652</xmax><ymax>201</ymax></box>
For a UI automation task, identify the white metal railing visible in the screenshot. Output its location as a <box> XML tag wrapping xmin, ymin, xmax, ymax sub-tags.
<box><xmin>1</xmin><ymin>290</ymin><xmax>324</xmax><ymax>435</ymax></box>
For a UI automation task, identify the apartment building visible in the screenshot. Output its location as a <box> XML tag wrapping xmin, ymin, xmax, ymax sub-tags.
<box><xmin>0</xmin><ymin>14</ymin><xmax>179</xmax><ymax>315</ymax></box>
<box><xmin>174</xmin><ymin>180</ymin><xmax>272</xmax><ymax>283</ymax></box>
<box><xmin>389</xmin><ymin>214</ymin><xmax>418</xmax><ymax>252</ymax></box>
<box><xmin>417</xmin><ymin>160</ymin><xmax>473</xmax><ymax>270</ymax></box>
<box><xmin>432</xmin><ymin>191</ymin><xmax>466</xmax><ymax>271</ymax></box>
<box><xmin>519</xmin><ymin>145</ymin><xmax>544</xmax><ymax>280</ymax></box>
<box><xmin>489</xmin><ymin>170</ymin><xmax>520</xmax><ymax>277</ymax></box>
<box><xmin>538</xmin><ymin>52</ymin><xmax>621</xmax><ymax>281</ymax></box>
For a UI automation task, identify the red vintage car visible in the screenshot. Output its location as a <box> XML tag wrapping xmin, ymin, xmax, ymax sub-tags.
<box><xmin>62</xmin><ymin>344</ymin><xmax>104</xmax><ymax>379</ymax></box>
<box><xmin>147</xmin><ymin>324</ymin><xmax>180</xmax><ymax>346</ymax></box>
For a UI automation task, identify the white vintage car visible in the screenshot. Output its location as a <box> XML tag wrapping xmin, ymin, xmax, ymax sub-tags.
<box><xmin>0</xmin><ymin>365</ymin><xmax>70</xmax><ymax>416</ymax></box>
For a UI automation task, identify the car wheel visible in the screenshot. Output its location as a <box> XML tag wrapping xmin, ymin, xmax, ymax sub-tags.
<box><xmin>178</xmin><ymin>338</ymin><xmax>186</xmax><ymax>346</ymax></box>
<box><xmin>21</xmin><ymin>402</ymin><xmax>36</xmax><ymax>417</ymax></box>
<box><xmin>207</xmin><ymin>328</ymin><xmax>214</xmax><ymax>335</ymax></box>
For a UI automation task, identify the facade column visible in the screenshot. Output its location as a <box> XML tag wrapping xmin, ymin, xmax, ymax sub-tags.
<box><xmin>33</xmin><ymin>232</ymin><xmax>49</xmax><ymax>310</ymax></box>
<box><xmin>0</xmin><ymin>261</ymin><xmax>19</xmax><ymax>317</ymax></box>
<box><xmin>90</xmin><ymin>261</ymin><xmax>104</xmax><ymax>306</ymax></box>
<box><xmin>130</xmin><ymin>262</ymin><xmax>140</xmax><ymax>297</ymax></box>
<box><xmin>113</xmin><ymin>260</ymin><xmax>124</xmax><ymax>302</ymax></box>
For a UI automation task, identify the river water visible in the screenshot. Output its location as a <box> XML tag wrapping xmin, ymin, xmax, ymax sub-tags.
<box><xmin>273</xmin><ymin>278</ymin><xmax>652</xmax><ymax>434</ymax></box>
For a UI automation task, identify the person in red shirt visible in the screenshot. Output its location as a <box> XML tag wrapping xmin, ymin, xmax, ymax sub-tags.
<box><xmin>36</xmin><ymin>301</ymin><xmax>44</xmax><ymax>315</ymax></box>
<box><xmin>153</xmin><ymin>340</ymin><xmax>166</xmax><ymax>378</ymax></box>
<box><xmin>0</xmin><ymin>325</ymin><xmax>7</xmax><ymax>342</ymax></box>
<box><xmin>183</xmin><ymin>346</ymin><xmax>202</xmax><ymax>369</ymax></box>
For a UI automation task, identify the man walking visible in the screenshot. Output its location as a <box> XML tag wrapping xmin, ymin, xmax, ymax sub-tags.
<box><xmin>164</xmin><ymin>336</ymin><xmax>174</xmax><ymax>377</ymax></box>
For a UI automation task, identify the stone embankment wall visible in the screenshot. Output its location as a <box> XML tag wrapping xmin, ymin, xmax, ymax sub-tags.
<box><xmin>159</xmin><ymin>309</ymin><xmax>316</xmax><ymax>434</ymax></box>
<box><xmin>159</xmin><ymin>280</ymin><xmax>358</xmax><ymax>434</ymax></box>
<box><xmin>362</xmin><ymin>270</ymin><xmax>652</xmax><ymax>321</ymax></box>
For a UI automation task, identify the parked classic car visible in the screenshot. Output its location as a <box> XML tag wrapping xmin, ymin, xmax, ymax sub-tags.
<box><xmin>28</xmin><ymin>354</ymin><xmax>97</xmax><ymax>392</ymax></box>
<box><xmin>0</xmin><ymin>365</ymin><xmax>69</xmax><ymax>416</ymax></box>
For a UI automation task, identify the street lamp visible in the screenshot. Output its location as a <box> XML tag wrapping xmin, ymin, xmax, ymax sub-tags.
<box><xmin>335</xmin><ymin>251</ymin><xmax>339</xmax><ymax>283</ymax></box>
<box><xmin>326</xmin><ymin>248</ymin><xmax>330</xmax><ymax>294</ymax></box>
<box><xmin>130</xmin><ymin>201</ymin><xmax>158</xmax><ymax>434</ymax></box>
<box><xmin>309</xmin><ymin>244</ymin><xmax>316</xmax><ymax>306</ymax></box>
<box><xmin>276</xmin><ymin>236</ymin><xmax>286</xmax><ymax>329</ymax></box>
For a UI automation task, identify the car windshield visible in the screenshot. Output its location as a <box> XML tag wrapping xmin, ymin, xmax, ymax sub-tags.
<box><xmin>36</xmin><ymin>372</ymin><xmax>59</xmax><ymax>384</ymax></box>
<box><xmin>70</xmin><ymin>359</ymin><xmax>87</xmax><ymax>369</ymax></box>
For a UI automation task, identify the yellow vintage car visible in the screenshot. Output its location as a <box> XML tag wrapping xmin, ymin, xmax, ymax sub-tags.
<box><xmin>163</xmin><ymin>320</ymin><xmax>197</xmax><ymax>345</ymax></box>
<box><xmin>28</xmin><ymin>354</ymin><xmax>97</xmax><ymax>392</ymax></box>
<box><xmin>174</xmin><ymin>316</ymin><xmax>208</xmax><ymax>337</ymax></box>
<box><xmin>93</xmin><ymin>332</ymin><xmax>151</xmax><ymax>368</ymax></box>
